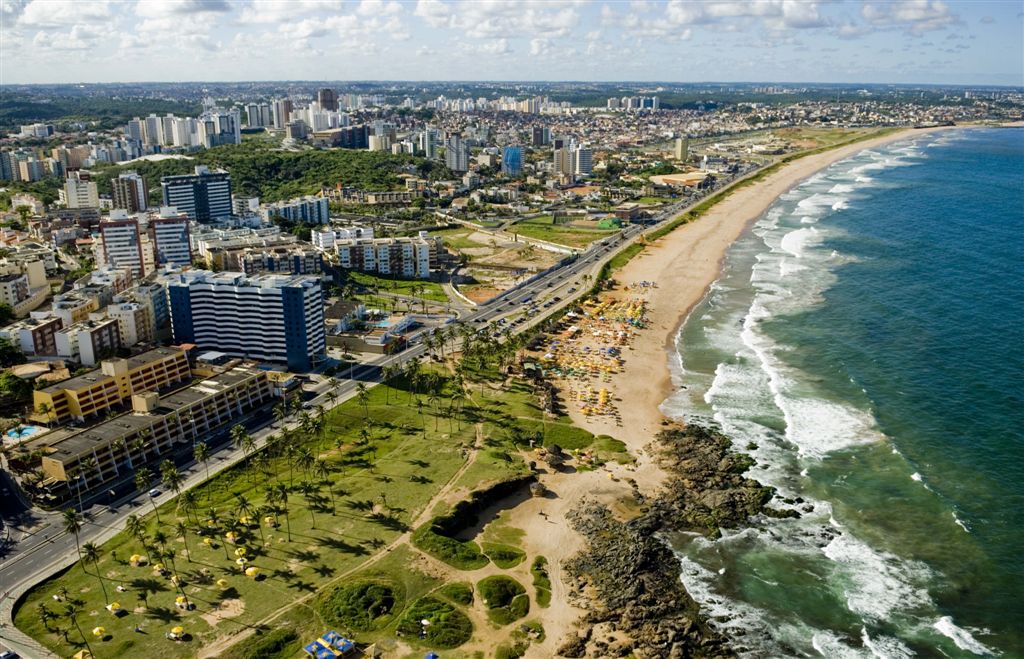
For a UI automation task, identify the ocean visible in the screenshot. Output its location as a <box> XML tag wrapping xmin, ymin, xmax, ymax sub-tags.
<box><xmin>663</xmin><ymin>128</ymin><xmax>1024</xmax><ymax>657</ymax></box>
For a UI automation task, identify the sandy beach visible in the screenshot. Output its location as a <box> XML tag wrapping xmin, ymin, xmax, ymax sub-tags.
<box><xmin>503</xmin><ymin>126</ymin><xmax>956</xmax><ymax>656</ymax></box>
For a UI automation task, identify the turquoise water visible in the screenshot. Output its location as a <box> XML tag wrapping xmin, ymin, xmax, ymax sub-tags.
<box><xmin>664</xmin><ymin>128</ymin><xmax>1023</xmax><ymax>657</ymax></box>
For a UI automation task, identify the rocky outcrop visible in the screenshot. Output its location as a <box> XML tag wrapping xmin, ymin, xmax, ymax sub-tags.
<box><xmin>559</xmin><ymin>424</ymin><xmax>787</xmax><ymax>658</ymax></box>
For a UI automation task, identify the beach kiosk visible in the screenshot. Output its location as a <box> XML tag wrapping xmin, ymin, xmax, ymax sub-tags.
<box><xmin>303</xmin><ymin>630</ymin><xmax>356</xmax><ymax>658</ymax></box>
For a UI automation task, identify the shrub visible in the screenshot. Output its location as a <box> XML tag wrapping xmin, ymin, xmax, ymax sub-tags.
<box><xmin>317</xmin><ymin>581</ymin><xmax>399</xmax><ymax>631</ymax></box>
<box><xmin>439</xmin><ymin>582</ymin><xmax>474</xmax><ymax>606</ymax></box>
<box><xmin>482</xmin><ymin>543</ymin><xmax>526</xmax><ymax>569</ymax></box>
<box><xmin>478</xmin><ymin>575</ymin><xmax>530</xmax><ymax>625</ymax></box>
<box><xmin>225</xmin><ymin>628</ymin><xmax>299</xmax><ymax>659</ymax></box>
<box><xmin>411</xmin><ymin>525</ymin><xmax>488</xmax><ymax>570</ymax></box>
<box><xmin>397</xmin><ymin>596</ymin><xmax>473</xmax><ymax>649</ymax></box>
<box><xmin>531</xmin><ymin>556</ymin><xmax>552</xmax><ymax>608</ymax></box>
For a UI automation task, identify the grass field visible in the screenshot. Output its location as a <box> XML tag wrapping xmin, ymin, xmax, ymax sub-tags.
<box><xmin>509</xmin><ymin>216</ymin><xmax>617</xmax><ymax>250</ymax></box>
<box><xmin>340</xmin><ymin>270</ymin><xmax>449</xmax><ymax>304</ymax></box>
<box><xmin>15</xmin><ymin>357</ymin><xmax>596</xmax><ymax>658</ymax></box>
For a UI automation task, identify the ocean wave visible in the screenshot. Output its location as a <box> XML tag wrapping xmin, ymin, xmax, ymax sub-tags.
<box><xmin>780</xmin><ymin>227</ymin><xmax>818</xmax><ymax>258</ymax></box>
<box><xmin>933</xmin><ymin>616</ymin><xmax>998</xmax><ymax>656</ymax></box>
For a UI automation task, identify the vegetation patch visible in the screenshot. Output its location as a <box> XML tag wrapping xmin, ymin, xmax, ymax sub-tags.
<box><xmin>478</xmin><ymin>575</ymin><xmax>530</xmax><ymax>625</ymax></box>
<box><xmin>438</xmin><ymin>581</ymin><xmax>474</xmax><ymax>606</ymax></box>
<box><xmin>482</xmin><ymin>542</ymin><xmax>526</xmax><ymax>569</ymax></box>
<box><xmin>222</xmin><ymin>627</ymin><xmax>300</xmax><ymax>659</ymax></box>
<box><xmin>397</xmin><ymin>596</ymin><xmax>473</xmax><ymax>648</ymax></box>
<box><xmin>317</xmin><ymin>580</ymin><xmax>401</xmax><ymax>632</ymax></box>
<box><xmin>531</xmin><ymin>556</ymin><xmax>552</xmax><ymax>608</ymax></box>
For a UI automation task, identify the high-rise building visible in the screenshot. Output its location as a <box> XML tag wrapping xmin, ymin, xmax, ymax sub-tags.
<box><xmin>502</xmin><ymin>146</ymin><xmax>523</xmax><ymax>176</ymax></box>
<box><xmin>418</xmin><ymin>128</ymin><xmax>438</xmax><ymax>159</ymax></box>
<box><xmin>334</xmin><ymin>234</ymin><xmax>441</xmax><ymax>279</ymax></box>
<box><xmin>553</xmin><ymin>148</ymin><xmax>574</xmax><ymax>176</ymax></box>
<box><xmin>197</xmin><ymin>108</ymin><xmax>241</xmax><ymax>147</ymax></box>
<box><xmin>532</xmin><ymin>126</ymin><xmax>550</xmax><ymax>146</ymax></box>
<box><xmin>160</xmin><ymin>166</ymin><xmax>233</xmax><ymax>223</ymax></box>
<box><xmin>166</xmin><ymin>270</ymin><xmax>326</xmax><ymax>372</ymax></box>
<box><xmin>143</xmin><ymin>114</ymin><xmax>163</xmax><ymax>146</ymax></box>
<box><xmin>18</xmin><ymin>159</ymin><xmax>46</xmax><ymax>182</ymax></box>
<box><xmin>573</xmin><ymin>146</ymin><xmax>593</xmax><ymax>176</ymax></box>
<box><xmin>99</xmin><ymin>218</ymin><xmax>147</xmax><ymax>278</ymax></box>
<box><xmin>317</xmin><ymin>88</ymin><xmax>339</xmax><ymax>112</ymax></box>
<box><xmin>64</xmin><ymin>171</ymin><xmax>99</xmax><ymax>209</ymax></box>
<box><xmin>150</xmin><ymin>215</ymin><xmax>192</xmax><ymax>267</ymax></box>
<box><xmin>272</xmin><ymin>99</ymin><xmax>293</xmax><ymax>129</ymax></box>
<box><xmin>674</xmin><ymin>136</ymin><xmax>689</xmax><ymax>161</ymax></box>
<box><xmin>111</xmin><ymin>171</ymin><xmax>148</xmax><ymax>212</ymax></box>
<box><xmin>445</xmin><ymin>134</ymin><xmax>470</xmax><ymax>173</ymax></box>
<box><xmin>245</xmin><ymin>102</ymin><xmax>273</xmax><ymax>128</ymax></box>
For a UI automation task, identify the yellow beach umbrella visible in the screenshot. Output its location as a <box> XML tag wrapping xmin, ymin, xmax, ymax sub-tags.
<box><xmin>234</xmin><ymin>547</ymin><xmax>247</xmax><ymax>557</ymax></box>
<box><xmin>92</xmin><ymin>626</ymin><xmax>105</xmax><ymax>637</ymax></box>
<box><xmin>153</xmin><ymin>563</ymin><xmax>165</xmax><ymax>572</ymax></box>
<box><xmin>216</xmin><ymin>578</ymin><xmax>229</xmax><ymax>589</ymax></box>
<box><xmin>245</xmin><ymin>566</ymin><xmax>260</xmax><ymax>578</ymax></box>
<box><xmin>171</xmin><ymin>626</ymin><xmax>184</xmax><ymax>635</ymax></box>
<box><xmin>236</xmin><ymin>557</ymin><xmax>248</xmax><ymax>567</ymax></box>
<box><xmin>107</xmin><ymin>602</ymin><xmax>120</xmax><ymax>611</ymax></box>
<box><xmin>175</xmin><ymin>595</ymin><xmax>186</xmax><ymax>605</ymax></box>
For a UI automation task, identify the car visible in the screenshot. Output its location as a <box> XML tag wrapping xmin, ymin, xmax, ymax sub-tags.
<box><xmin>148</xmin><ymin>488</ymin><xmax>160</xmax><ymax>498</ymax></box>
<box><xmin>553</xmin><ymin>296</ymin><xmax>562</xmax><ymax>302</ymax></box>
<box><xmin>1</xmin><ymin>650</ymin><xmax>20</xmax><ymax>659</ymax></box>
<box><xmin>568</xmin><ymin>287</ymin><xmax>577</xmax><ymax>293</ymax></box>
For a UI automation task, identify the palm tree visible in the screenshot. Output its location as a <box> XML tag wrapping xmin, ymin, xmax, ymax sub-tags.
<box><xmin>35</xmin><ymin>401</ymin><xmax>55</xmax><ymax>426</ymax></box>
<box><xmin>135</xmin><ymin>467</ymin><xmax>160</xmax><ymax>523</ymax></box>
<box><xmin>62</xmin><ymin>508</ymin><xmax>83</xmax><ymax>569</ymax></box>
<box><xmin>63</xmin><ymin>602</ymin><xmax>92</xmax><ymax>656</ymax></box>
<box><xmin>175</xmin><ymin>521</ymin><xmax>192</xmax><ymax>563</ymax></box>
<box><xmin>296</xmin><ymin>446</ymin><xmax>315</xmax><ymax>481</ymax></box>
<box><xmin>178</xmin><ymin>489</ymin><xmax>198</xmax><ymax>524</ymax></box>
<box><xmin>273</xmin><ymin>402</ymin><xmax>288</xmax><ymax>426</ymax></box>
<box><xmin>81</xmin><ymin>542</ymin><xmax>108</xmax><ymax>603</ymax></box>
<box><xmin>36</xmin><ymin>603</ymin><xmax>55</xmax><ymax>631</ymax></box>
<box><xmin>381</xmin><ymin>365</ymin><xmax>394</xmax><ymax>404</ymax></box>
<box><xmin>269</xmin><ymin>483</ymin><xmax>291</xmax><ymax>542</ymax></box>
<box><xmin>313</xmin><ymin>460</ymin><xmax>335</xmax><ymax>512</ymax></box>
<box><xmin>230</xmin><ymin>424</ymin><xmax>248</xmax><ymax>456</ymax></box>
<box><xmin>355</xmin><ymin>382</ymin><xmax>370</xmax><ymax>419</ymax></box>
<box><xmin>125</xmin><ymin>514</ymin><xmax>146</xmax><ymax>550</ymax></box>
<box><xmin>160</xmin><ymin>459</ymin><xmax>184</xmax><ymax>506</ymax></box>
<box><xmin>301</xmin><ymin>480</ymin><xmax>318</xmax><ymax>528</ymax></box>
<box><xmin>194</xmin><ymin>441</ymin><xmax>211</xmax><ymax>488</ymax></box>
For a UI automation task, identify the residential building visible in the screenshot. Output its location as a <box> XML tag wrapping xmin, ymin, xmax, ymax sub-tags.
<box><xmin>259</xmin><ymin>196</ymin><xmax>329</xmax><ymax>224</ymax></box>
<box><xmin>111</xmin><ymin>171</ymin><xmax>148</xmax><ymax>212</ymax></box>
<box><xmin>161</xmin><ymin>166</ymin><xmax>232</xmax><ymax>223</ymax></box>
<box><xmin>51</xmin><ymin>294</ymin><xmax>100</xmax><ymax>327</ymax></box>
<box><xmin>310</xmin><ymin>125</ymin><xmax>368</xmax><ymax>149</ymax></box>
<box><xmin>532</xmin><ymin>126</ymin><xmax>550</xmax><ymax>146</ymax></box>
<box><xmin>574</xmin><ymin>146</ymin><xmax>594</xmax><ymax>176</ymax></box>
<box><xmin>32</xmin><ymin>346</ymin><xmax>190</xmax><ymax>425</ymax></box>
<box><xmin>166</xmin><ymin>271</ymin><xmax>326</xmax><ymax>371</ymax></box>
<box><xmin>272</xmin><ymin>99</ymin><xmax>294</xmax><ymax>129</ymax></box>
<box><xmin>245</xmin><ymin>102</ymin><xmax>272</xmax><ymax>128</ymax></box>
<box><xmin>0</xmin><ymin>273</ymin><xmax>29</xmax><ymax>308</ymax></box>
<box><xmin>0</xmin><ymin>315</ymin><xmax>62</xmax><ymax>356</ymax></box>
<box><xmin>318</xmin><ymin>88</ymin><xmax>339</xmax><ymax>112</ymax></box>
<box><xmin>233</xmin><ymin>196</ymin><xmax>259</xmax><ymax>215</ymax></box>
<box><xmin>445</xmin><ymin>134</ymin><xmax>470</xmax><ymax>172</ymax></box>
<box><xmin>674</xmin><ymin>136</ymin><xmax>689</xmax><ymax>161</ymax></box>
<box><xmin>18</xmin><ymin>159</ymin><xmax>46</xmax><ymax>182</ymax></box>
<box><xmin>240</xmin><ymin>248</ymin><xmax>323</xmax><ymax>276</ymax></box>
<box><xmin>150</xmin><ymin>215</ymin><xmax>192</xmax><ymax>267</ymax></box>
<box><xmin>502</xmin><ymin>146</ymin><xmax>523</xmax><ymax>176</ymax></box>
<box><xmin>107</xmin><ymin>301</ymin><xmax>154</xmax><ymax>347</ymax></box>
<box><xmin>311</xmin><ymin>226</ymin><xmax>374</xmax><ymax>250</ymax></box>
<box><xmin>54</xmin><ymin>317</ymin><xmax>121</xmax><ymax>367</ymax></box>
<box><xmin>334</xmin><ymin>233</ymin><xmax>441</xmax><ymax>279</ymax></box>
<box><xmin>99</xmin><ymin>218</ymin><xmax>147</xmax><ymax>278</ymax></box>
<box><xmin>197</xmin><ymin>107</ymin><xmax>241</xmax><ymax>147</ymax></box>
<box><xmin>35</xmin><ymin>364</ymin><xmax>275</xmax><ymax>498</ymax></box>
<box><xmin>553</xmin><ymin>147</ymin><xmax>574</xmax><ymax>176</ymax></box>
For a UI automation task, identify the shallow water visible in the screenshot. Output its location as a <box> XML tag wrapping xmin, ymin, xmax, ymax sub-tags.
<box><xmin>663</xmin><ymin>128</ymin><xmax>1024</xmax><ymax>657</ymax></box>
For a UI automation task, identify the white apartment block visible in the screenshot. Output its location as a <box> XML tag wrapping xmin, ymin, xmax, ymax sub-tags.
<box><xmin>259</xmin><ymin>196</ymin><xmax>330</xmax><ymax>225</ymax></box>
<box><xmin>310</xmin><ymin>226</ymin><xmax>374</xmax><ymax>251</ymax></box>
<box><xmin>64</xmin><ymin>172</ymin><xmax>99</xmax><ymax>209</ymax></box>
<box><xmin>335</xmin><ymin>234</ymin><xmax>440</xmax><ymax>279</ymax></box>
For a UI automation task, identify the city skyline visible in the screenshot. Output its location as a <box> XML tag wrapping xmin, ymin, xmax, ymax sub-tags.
<box><xmin>2</xmin><ymin>0</ymin><xmax>1022</xmax><ymax>87</ymax></box>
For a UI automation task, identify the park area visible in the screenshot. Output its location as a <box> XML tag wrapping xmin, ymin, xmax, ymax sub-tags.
<box><xmin>509</xmin><ymin>215</ymin><xmax>619</xmax><ymax>251</ymax></box>
<box><xmin>14</xmin><ymin>338</ymin><xmax>629</xmax><ymax>659</ymax></box>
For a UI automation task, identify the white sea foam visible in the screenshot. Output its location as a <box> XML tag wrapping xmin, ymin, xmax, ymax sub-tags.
<box><xmin>861</xmin><ymin>627</ymin><xmax>915</xmax><ymax>658</ymax></box>
<box><xmin>780</xmin><ymin>227</ymin><xmax>818</xmax><ymax>257</ymax></box>
<box><xmin>821</xmin><ymin>533</ymin><xmax>931</xmax><ymax>621</ymax></box>
<box><xmin>933</xmin><ymin>616</ymin><xmax>997</xmax><ymax>656</ymax></box>
<box><xmin>952</xmin><ymin>512</ymin><xmax>971</xmax><ymax>533</ymax></box>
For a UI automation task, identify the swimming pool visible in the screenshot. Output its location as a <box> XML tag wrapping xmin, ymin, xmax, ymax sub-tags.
<box><xmin>6</xmin><ymin>425</ymin><xmax>39</xmax><ymax>439</ymax></box>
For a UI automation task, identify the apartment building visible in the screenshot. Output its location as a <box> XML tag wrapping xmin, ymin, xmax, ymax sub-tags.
<box><xmin>36</xmin><ymin>365</ymin><xmax>274</xmax><ymax>498</ymax></box>
<box><xmin>334</xmin><ymin>234</ymin><xmax>441</xmax><ymax>279</ymax></box>
<box><xmin>54</xmin><ymin>317</ymin><xmax>121</xmax><ymax>367</ymax></box>
<box><xmin>311</xmin><ymin>226</ymin><xmax>374</xmax><ymax>250</ymax></box>
<box><xmin>32</xmin><ymin>346</ymin><xmax>191</xmax><ymax>424</ymax></box>
<box><xmin>0</xmin><ymin>315</ymin><xmax>63</xmax><ymax>356</ymax></box>
<box><xmin>259</xmin><ymin>196</ymin><xmax>329</xmax><ymax>224</ymax></box>
<box><xmin>240</xmin><ymin>248</ymin><xmax>323</xmax><ymax>276</ymax></box>
<box><xmin>166</xmin><ymin>271</ymin><xmax>326</xmax><ymax>371</ymax></box>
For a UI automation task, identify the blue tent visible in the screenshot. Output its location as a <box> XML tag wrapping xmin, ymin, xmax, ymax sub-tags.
<box><xmin>426</xmin><ymin>653</ymin><xmax>440</xmax><ymax>659</ymax></box>
<box><xmin>322</xmin><ymin>630</ymin><xmax>355</xmax><ymax>653</ymax></box>
<box><xmin>303</xmin><ymin>640</ymin><xmax>336</xmax><ymax>659</ymax></box>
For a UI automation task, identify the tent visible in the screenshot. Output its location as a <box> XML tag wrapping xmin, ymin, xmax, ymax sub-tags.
<box><xmin>303</xmin><ymin>640</ymin><xmax>337</xmax><ymax>659</ymax></box>
<box><xmin>322</xmin><ymin>630</ymin><xmax>355</xmax><ymax>654</ymax></box>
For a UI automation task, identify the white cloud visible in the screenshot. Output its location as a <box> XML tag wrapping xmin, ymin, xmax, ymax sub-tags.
<box><xmin>135</xmin><ymin>0</ymin><xmax>231</xmax><ymax>18</ymax></box>
<box><xmin>862</xmin><ymin>0</ymin><xmax>957</xmax><ymax>34</ymax></box>
<box><xmin>237</xmin><ymin>0</ymin><xmax>345</xmax><ymax>24</ymax></box>
<box><xmin>32</xmin><ymin>24</ymin><xmax>104</xmax><ymax>51</ymax></box>
<box><xmin>529</xmin><ymin>37</ymin><xmax>551</xmax><ymax>57</ymax></box>
<box><xmin>18</xmin><ymin>0</ymin><xmax>111</xmax><ymax>27</ymax></box>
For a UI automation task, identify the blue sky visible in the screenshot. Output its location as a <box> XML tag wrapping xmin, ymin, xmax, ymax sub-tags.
<box><xmin>2</xmin><ymin>0</ymin><xmax>1022</xmax><ymax>86</ymax></box>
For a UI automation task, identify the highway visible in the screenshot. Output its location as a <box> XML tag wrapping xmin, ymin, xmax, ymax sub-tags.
<box><xmin>0</xmin><ymin>186</ymin><xmax>712</xmax><ymax>657</ymax></box>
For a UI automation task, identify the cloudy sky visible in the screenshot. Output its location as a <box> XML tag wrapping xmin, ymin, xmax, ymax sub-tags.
<box><xmin>2</xmin><ymin>0</ymin><xmax>1021</xmax><ymax>86</ymax></box>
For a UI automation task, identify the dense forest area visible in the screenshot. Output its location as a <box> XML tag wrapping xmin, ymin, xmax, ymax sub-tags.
<box><xmin>0</xmin><ymin>96</ymin><xmax>201</xmax><ymax>132</ymax></box>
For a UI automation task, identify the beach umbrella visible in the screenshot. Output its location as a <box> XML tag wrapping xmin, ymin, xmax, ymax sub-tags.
<box><xmin>153</xmin><ymin>563</ymin><xmax>165</xmax><ymax>572</ymax></box>
<box><xmin>176</xmin><ymin>596</ymin><xmax>186</xmax><ymax>606</ymax></box>
<box><xmin>216</xmin><ymin>578</ymin><xmax>229</xmax><ymax>589</ymax></box>
<box><xmin>203</xmin><ymin>537</ymin><xmax>214</xmax><ymax>547</ymax></box>
<box><xmin>107</xmin><ymin>602</ymin><xmax>120</xmax><ymax>612</ymax></box>
<box><xmin>236</xmin><ymin>557</ymin><xmax>248</xmax><ymax>567</ymax></box>
<box><xmin>264</xmin><ymin>515</ymin><xmax>277</xmax><ymax>527</ymax></box>
<box><xmin>426</xmin><ymin>652</ymin><xmax>440</xmax><ymax>659</ymax></box>
<box><xmin>234</xmin><ymin>547</ymin><xmax>247</xmax><ymax>557</ymax></box>
<box><xmin>245</xmin><ymin>566</ymin><xmax>260</xmax><ymax>578</ymax></box>
<box><xmin>171</xmin><ymin>626</ymin><xmax>184</xmax><ymax>637</ymax></box>
<box><xmin>92</xmin><ymin>626</ymin><xmax>105</xmax><ymax>637</ymax></box>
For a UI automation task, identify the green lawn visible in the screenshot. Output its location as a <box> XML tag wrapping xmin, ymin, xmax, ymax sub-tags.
<box><xmin>510</xmin><ymin>218</ymin><xmax>616</xmax><ymax>250</ymax></box>
<box><xmin>15</xmin><ymin>359</ymin><xmax>588</xmax><ymax>658</ymax></box>
<box><xmin>340</xmin><ymin>270</ymin><xmax>449</xmax><ymax>303</ymax></box>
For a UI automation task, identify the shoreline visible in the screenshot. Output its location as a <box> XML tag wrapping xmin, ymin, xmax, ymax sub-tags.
<box><xmin>564</xmin><ymin>126</ymin><xmax>954</xmax><ymax>452</ymax></box>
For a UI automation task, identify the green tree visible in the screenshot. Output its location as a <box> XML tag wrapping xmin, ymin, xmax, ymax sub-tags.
<box><xmin>62</xmin><ymin>508</ymin><xmax>83</xmax><ymax>568</ymax></box>
<box><xmin>0</xmin><ymin>302</ymin><xmax>14</xmax><ymax>325</ymax></box>
<box><xmin>0</xmin><ymin>337</ymin><xmax>26</xmax><ymax>368</ymax></box>
<box><xmin>81</xmin><ymin>542</ymin><xmax>108</xmax><ymax>603</ymax></box>
<box><xmin>134</xmin><ymin>467</ymin><xmax>160</xmax><ymax>523</ymax></box>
